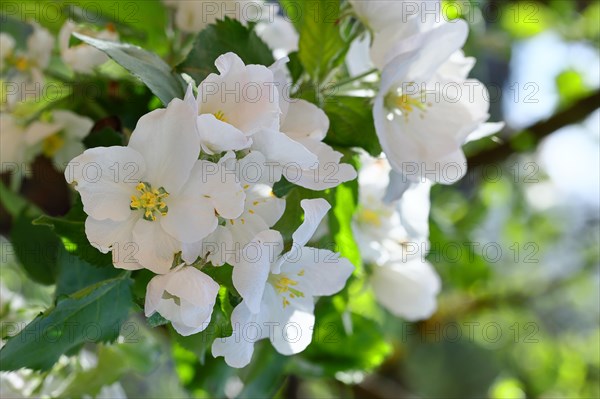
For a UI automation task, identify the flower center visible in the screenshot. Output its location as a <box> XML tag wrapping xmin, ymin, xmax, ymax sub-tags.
<box><xmin>357</xmin><ymin>208</ymin><xmax>382</xmax><ymax>228</ymax></box>
<box><xmin>14</xmin><ymin>56</ymin><xmax>29</xmax><ymax>72</ymax></box>
<box><xmin>385</xmin><ymin>85</ymin><xmax>431</xmax><ymax>122</ymax></box>
<box><xmin>271</xmin><ymin>271</ymin><xmax>305</xmax><ymax>308</ymax></box>
<box><xmin>42</xmin><ymin>134</ymin><xmax>65</xmax><ymax>157</ymax></box>
<box><xmin>213</xmin><ymin>110</ymin><xmax>227</xmax><ymax>122</ymax></box>
<box><xmin>130</xmin><ymin>182</ymin><xmax>169</xmax><ymax>221</ymax></box>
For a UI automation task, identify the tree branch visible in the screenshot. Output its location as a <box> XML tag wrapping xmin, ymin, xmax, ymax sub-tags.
<box><xmin>467</xmin><ymin>90</ymin><xmax>600</xmax><ymax>168</ymax></box>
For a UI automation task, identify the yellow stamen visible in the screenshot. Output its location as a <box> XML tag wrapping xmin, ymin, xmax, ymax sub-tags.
<box><xmin>213</xmin><ymin>110</ymin><xmax>227</xmax><ymax>122</ymax></box>
<box><xmin>15</xmin><ymin>56</ymin><xmax>29</xmax><ymax>71</ymax></box>
<box><xmin>357</xmin><ymin>208</ymin><xmax>382</xmax><ymax>228</ymax></box>
<box><xmin>130</xmin><ymin>182</ymin><xmax>169</xmax><ymax>221</ymax></box>
<box><xmin>42</xmin><ymin>134</ymin><xmax>65</xmax><ymax>157</ymax></box>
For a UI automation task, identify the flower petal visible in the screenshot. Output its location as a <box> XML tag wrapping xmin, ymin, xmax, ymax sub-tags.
<box><xmin>371</xmin><ymin>259</ymin><xmax>441</xmax><ymax>321</ymax></box>
<box><xmin>85</xmin><ymin>214</ymin><xmax>143</xmax><ymax>271</ymax></box>
<box><xmin>197</xmin><ymin>114</ymin><xmax>251</xmax><ymax>154</ymax></box>
<box><xmin>232</xmin><ymin>229</ymin><xmax>283</xmax><ymax>313</ymax></box>
<box><xmin>282</xmin><ymin>248</ymin><xmax>354</xmax><ymax>297</ymax></box>
<box><xmin>128</xmin><ymin>98</ymin><xmax>200</xmax><ymax>194</ymax></box>
<box><xmin>65</xmin><ymin>146</ymin><xmax>146</xmax><ymax>221</ymax></box>
<box><xmin>251</xmin><ymin>129</ymin><xmax>318</xmax><ymax>172</ymax></box>
<box><xmin>132</xmin><ymin>218</ymin><xmax>180</xmax><ymax>274</ymax></box>
<box><xmin>281</xmin><ymin>100</ymin><xmax>329</xmax><ymax>142</ymax></box>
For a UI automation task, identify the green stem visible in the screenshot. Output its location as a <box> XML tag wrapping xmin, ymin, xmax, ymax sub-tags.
<box><xmin>331</xmin><ymin>68</ymin><xmax>378</xmax><ymax>90</ymax></box>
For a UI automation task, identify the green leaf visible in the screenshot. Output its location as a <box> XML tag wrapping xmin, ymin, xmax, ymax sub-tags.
<box><xmin>0</xmin><ymin>181</ymin><xmax>42</xmax><ymax>218</ymax></box>
<box><xmin>281</xmin><ymin>0</ymin><xmax>345</xmax><ymax>82</ymax></box>
<box><xmin>238</xmin><ymin>341</ymin><xmax>289</xmax><ymax>399</ymax></box>
<box><xmin>328</xmin><ymin>154</ymin><xmax>362</xmax><ymax>272</ymax></box>
<box><xmin>301</xmin><ymin>310</ymin><xmax>391</xmax><ymax>376</ymax></box>
<box><xmin>147</xmin><ymin>312</ymin><xmax>169</xmax><ymax>328</ymax></box>
<box><xmin>34</xmin><ymin>199</ymin><xmax>113</xmax><ymax>267</ymax></box>
<box><xmin>0</xmin><ymin>274</ymin><xmax>133</xmax><ymax>371</ymax></box>
<box><xmin>73</xmin><ymin>33</ymin><xmax>186</xmax><ymax>105</ymax></box>
<box><xmin>83</xmin><ymin>126</ymin><xmax>124</xmax><ymax>148</ymax></box>
<box><xmin>60</xmin><ymin>343</ymin><xmax>155</xmax><ymax>398</ymax></box>
<box><xmin>55</xmin><ymin>246</ymin><xmax>120</xmax><ymax>298</ymax></box>
<box><xmin>324</xmin><ymin>96</ymin><xmax>382</xmax><ymax>156</ymax></box>
<box><xmin>177</xmin><ymin>17</ymin><xmax>275</xmax><ymax>84</ymax></box>
<box><xmin>287</xmin><ymin>51</ymin><xmax>304</xmax><ymax>84</ymax></box>
<box><xmin>10</xmin><ymin>212</ymin><xmax>62</xmax><ymax>285</ymax></box>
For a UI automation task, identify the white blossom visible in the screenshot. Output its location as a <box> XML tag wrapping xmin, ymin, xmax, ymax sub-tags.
<box><xmin>145</xmin><ymin>265</ymin><xmax>220</xmax><ymax>336</ymax></box>
<box><xmin>213</xmin><ymin>199</ymin><xmax>354</xmax><ymax>368</ymax></box>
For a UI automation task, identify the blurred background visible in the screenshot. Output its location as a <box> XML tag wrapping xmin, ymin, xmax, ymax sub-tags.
<box><xmin>1</xmin><ymin>0</ymin><xmax>599</xmax><ymax>398</ymax></box>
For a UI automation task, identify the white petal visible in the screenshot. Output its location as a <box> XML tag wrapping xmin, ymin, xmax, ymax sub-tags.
<box><xmin>292</xmin><ymin>199</ymin><xmax>331</xmax><ymax>249</ymax></box>
<box><xmin>160</xmin><ymin>190</ymin><xmax>218</xmax><ymax>244</ymax></box>
<box><xmin>232</xmin><ymin>230</ymin><xmax>283</xmax><ymax>313</ymax></box>
<box><xmin>197</xmin><ymin>114</ymin><xmax>251</xmax><ymax>154</ymax></box>
<box><xmin>197</xmin><ymin>52</ymin><xmax>280</xmax><ymax>135</ymax></box>
<box><xmin>263</xmin><ymin>285</ymin><xmax>316</xmax><ymax>356</ymax></box>
<box><xmin>212</xmin><ymin>301</ymin><xmax>265</xmax><ymax>368</ymax></box>
<box><xmin>165</xmin><ymin>267</ymin><xmax>220</xmax><ymax>308</ymax></box>
<box><xmin>128</xmin><ymin>98</ymin><xmax>200</xmax><ymax>194</ymax></box>
<box><xmin>282</xmin><ymin>248</ymin><xmax>354</xmax><ymax>297</ymax></box>
<box><xmin>290</xmin><ymin>140</ymin><xmax>357</xmax><ymax>191</ymax></box>
<box><xmin>281</xmin><ymin>100</ymin><xmax>329</xmax><ymax>142</ymax></box>
<box><xmin>275</xmin><ymin>198</ymin><xmax>332</xmax><ymax>274</ymax></box>
<box><xmin>371</xmin><ymin>259</ymin><xmax>441</xmax><ymax>321</ymax></box>
<box><xmin>52</xmin><ymin>110</ymin><xmax>93</xmax><ymax>140</ymax></box>
<box><xmin>251</xmin><ymin>129</ymin><xmax>318</xmax><ymax>173</ymax></box>
<box><xmin>65</xmin><ymin>146</ymin><xmax>146</xmax><ymax>221</ymax></box>
<box><xmin>131</xmin><ymin>219</ymin><xmax>180</xmax><ymax>274</ymax></box>
<box><xmin>193</xmin><ymin>159</ymin><xmax>246</xmax><ymax>219</ymax></box>
<box><xmin>24</xmin><ymin>121</ymin><xmax>62</xmax><ymax>145</ymax></box>
<box><xmin>85</xmin><ymin>214</ymin><xmax>143</xmax><ymax>271</ymax></box>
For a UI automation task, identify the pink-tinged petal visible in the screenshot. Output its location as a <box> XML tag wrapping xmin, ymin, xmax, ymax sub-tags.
<box><xmin>197</xmin><ymin>52</ymin><xmax>280</xmax><ymax>135</ymax></box>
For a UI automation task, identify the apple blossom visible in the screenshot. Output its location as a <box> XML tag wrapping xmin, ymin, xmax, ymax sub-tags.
<box><xmin>25</xmin><ymin>110</ymin><xmax>94</xmax><ymax>169</ymax></box>
<box><xmin>59</xmin><ymin>20</ymin><xmax>119</xmax><ymax>74</ymax></box>
<box><xmin>213</xmin><ymin>199</ymin><xmax>354</xmax><ymax>367</ymax></box>
<box><xmin>373</xmin><ymin>21</ymin><xmax>498</xmax><ymax>184</ymax></box>
<box><xmin>188</xmin><ymin>52</ymin><xmax>280</xmax><ymax>154</ymax></box>
<box><xmin>65</xmin><ymin>98</ymin><xmax>245</xmax><ymax>274</ymax></box>
<box><xmin>145</xmin><ymin>265</ymin><xmax>220</xmax><ymax>336</ymax></box>
<box><xmin>353</xmin><ymin>155</ymin><xmax>440</xmax><ymax>320</ymax></box>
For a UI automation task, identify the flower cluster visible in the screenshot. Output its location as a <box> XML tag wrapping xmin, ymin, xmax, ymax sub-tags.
<box><xmin>65</xmin><ymin>53</ymin><xmax>356</xmax><ymax>367</ymax></box>
<box><xmin>1</xmin><ymin>19</ymin><xmax>118</xmax><ymax>188</ymax></box>
<box><xmin>349</xmin><ymin>0</ymin><xmax>503</xmax><ymax>186</ymax></box>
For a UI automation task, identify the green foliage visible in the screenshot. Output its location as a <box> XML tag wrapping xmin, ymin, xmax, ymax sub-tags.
<box><xmin>302</xmin><ymin>308</ymin><xmax>391</xmax><ymax>375</ymax></box>
<box><xmin>324</xmin><ymin>96</ymin><xmax>382</xmax><ymax>156</ymax></box>
<box><xmin>11</xmin><ymin>212</ymin><xmax>62</xmax><ymax>285</ymax></box>
<box><xmin>59</xmin><ymin>343</ymin><xmax>154</xmax><ymax>398</ymax></box>
<box><xmin>74</xmin><ymin>33</ymin><xmax>186</xmax><ymax>106</ymax></box>
<box><xmin>281</xmin><ymin>0</ymin><xmax>346</xmax><ymax>83</ymax></box>
<box><xmin>83</xmin><ymin>126</ymin><xmax>124</xmax><ymax>148</ymax></box>
<box><xmin>0</xmin><ymin>273</ymin><xmax>133</xmax><ymax>371</ymax></box>
<box><xmin>177</xmin><ymin>18</ymin><xmax>275</xmax><ymax>84</ymax></box>
<box><xmin>34</xmin><ymin>199</ymin><xmax>113</xmax><ymax>267</ymax></box>
<box><xmin>55</xmin><ymin>246</ymin><xmax>121</xmax><ymax>297</ymax></box>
